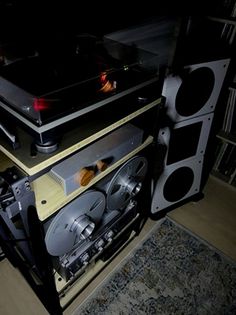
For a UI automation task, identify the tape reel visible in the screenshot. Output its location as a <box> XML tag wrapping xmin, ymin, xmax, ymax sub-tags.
<box><xmin>105</xmin><ymin>156</ymin><xmax>148</xmax><ymax>211</ymax></box>
<box><xmin>45</xmin><ymin>156</ymin><xmax>148</xmax><ymax>257</ymax></box>
<box><xmin>45</xmin><ymin>190</ymin><xmax>106</xmax><ymax>256</ymax></box>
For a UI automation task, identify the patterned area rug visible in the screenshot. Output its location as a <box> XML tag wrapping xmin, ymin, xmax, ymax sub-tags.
<box><xmin>73</xmin><ymin>218</ymin><xmax>236</xmax><ymax>315</ymax></box>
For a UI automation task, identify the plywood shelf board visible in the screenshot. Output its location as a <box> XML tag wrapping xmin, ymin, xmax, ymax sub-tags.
<box><xmin>0</xmin><ymin>99</ymin><xmax>161</xmax><ymax>177</ymax></box>
<box><xmin>33</xmin><ymin>136</ymin><xmax>153</xmax><ymax>221</ymax></box>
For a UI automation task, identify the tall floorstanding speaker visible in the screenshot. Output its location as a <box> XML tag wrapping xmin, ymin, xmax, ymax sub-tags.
<box><xmin>151</xmin><ymin>58</ymin><xmax>230</xmax><ymax>216</ymax></box>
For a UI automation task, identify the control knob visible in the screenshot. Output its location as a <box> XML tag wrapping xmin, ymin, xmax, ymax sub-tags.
<box><xmin>80</xmin><ymin>252</ymin><xmax>90</xmax><ymax>265</ymax></box>
<box><xmin>75</xmin><ymin>168</ymin><xmax>95</xmax><ymax>186</ymax></box>
<box><xmin>95</xmin><ymin>238</ymin><xmax>105</xmax><ymax>252</ymax></box>
<box><xmin>104</xmin><ymin>230</ymin><xmax>114</xmax><ymax>243</ymax></box>
<box><xmin>96</xmin><ymin>160</ymin><xmax>108</xmax><ymax>172</ymax></box>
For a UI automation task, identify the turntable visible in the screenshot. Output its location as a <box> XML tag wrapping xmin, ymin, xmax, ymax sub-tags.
<box><xmin>0</xmin><ymin>36</ymin><xmax>160</xmax><ymax>153</ymax></box>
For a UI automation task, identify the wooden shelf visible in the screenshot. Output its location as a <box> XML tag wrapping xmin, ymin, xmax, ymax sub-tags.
<box><xmin>0</xmin><ymin>98</ymin><xmax>161</xmax><ymax>177</ymax></box>
<box><xmin>211</xmin><ymin>169</ymin><xmax>231</xmax><ymax>183</ymax></box>
<box><xmin>33</xmin><ymin>136</ymin><xmax>153</xmax><ymax>221</ymax></box>
<box><xmin>217</xmin><ymin>130</ymin><xmax>236</xmax><ymax>145</ymax></box>
<box><xmin>0</xmin><ymin>151</ymin><xmax>15</xmax><ymax>172</ymax></box>
<box><xmin>207</xmin><ymin>16</ymin><xmax>236</xmax><ymax>26</ymax></box>
<box><xmin>229</xmin><ymin>83</ymin><xmax>236</xmax><ymax>91</ymax></box>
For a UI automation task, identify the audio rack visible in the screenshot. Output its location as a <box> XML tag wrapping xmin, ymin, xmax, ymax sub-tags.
<box><xmin>0</xmin><ymin>79</ymin><xmax>163</xmax><ymax>315</ymax></box>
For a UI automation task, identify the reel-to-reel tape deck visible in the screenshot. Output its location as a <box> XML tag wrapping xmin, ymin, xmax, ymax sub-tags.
<box><xmin>44</xmin><ymin>155</ymin><xmax>149</xmax><ymax>281</ymax></box>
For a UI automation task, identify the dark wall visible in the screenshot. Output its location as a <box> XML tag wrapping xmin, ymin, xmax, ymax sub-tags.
<box><xmin>0</xmin><ymin>1</ymin><xmax>232</xmax><ymax>62</ymax></box>
<box><xmin>0</xmin><ymin>0</ymin><xmax>225</xmax><ymax>41</ymax></box>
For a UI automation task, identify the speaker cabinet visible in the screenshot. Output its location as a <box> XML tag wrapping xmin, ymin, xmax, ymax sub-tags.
<box><xmin>151</xmin><ymin>58</ymin><xmax>230</xmax><ymax>216</ymax></box>
<box><xmin>158</xmin><ymin>113</ymin><xmax>214</xmax><ymax>166</ymax></box>
<box><xmin>151</xmin><ymin>156</ymin><xmax>203</xmax><ymax>214</ymax></box>
<box><xmin>162</xmin><ymin>58</ymin><xmax>230</xmax><ymax>123</ymax></box>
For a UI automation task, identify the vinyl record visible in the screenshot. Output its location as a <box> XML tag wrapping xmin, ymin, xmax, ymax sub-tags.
<box><xmin>162</xmin><ymin>58</ymin><xmax>230</xmax><ymax>122</ymax></box>
<box><xmin>151</xmin><ymin>156</ymin><xmax>203</xmax><ymax>214</ymax></box>
<box><xmin>158</xmin><ymin>113</ymin><xmax>214</xmax><ymax>166</ymax></box>
<box><xmin>45</xmin><ymin>190</ymin><xmax>106</xmax><ymax>256</ymax></box>
<box><xmin>106</xmin><ymin>156</ymin><xmax>148</xmax><ymax>211</ymax></box>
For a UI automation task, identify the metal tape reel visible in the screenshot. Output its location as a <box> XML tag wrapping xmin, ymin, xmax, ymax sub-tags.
<box><xmin>45</xmin><ymin>190</ymin><xmax>106</xmax><ymax>256</ymax></box>
<box><xmin>106</xmin><ymin>156</ymin><xmax>148</xmax><ymax>211</ymax></box>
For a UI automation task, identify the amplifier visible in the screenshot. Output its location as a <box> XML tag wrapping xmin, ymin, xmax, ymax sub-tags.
<box><xmin>49</xmin><ymin>123</ymin><xmax>144</xmax><ymax>195</ymax></box>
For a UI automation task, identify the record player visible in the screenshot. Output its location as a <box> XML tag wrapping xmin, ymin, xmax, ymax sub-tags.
<box><xmin>0</xmin><ymin>36</ymin><xmax>160</xmax><ymax>154</ymax></box>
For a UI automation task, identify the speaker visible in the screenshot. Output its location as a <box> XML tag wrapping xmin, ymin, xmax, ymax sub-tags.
<box><xmin>151</xmin><ymin>58</ymin><xmax>230</xmax><ymax>217</ymax></box>
<box><xmin>151</xmin><ymin>156</ymin><xmax>203</xmax><ymax>214</ymax></box>
<box><xmin>162</xmin><ymin>58</ymin><xmax>230</xmax><ymax>123</ymax></box>
<box><xmin>158</xmin><ymin>112</ymin><xmax>214</xmax><ymax>166</ymax></box>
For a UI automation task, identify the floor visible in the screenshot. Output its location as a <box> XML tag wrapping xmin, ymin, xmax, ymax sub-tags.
<box><xmin>168</xmin><ymin>175</ymin><xmax>236</xmax><ymax>262</ymax></box>
<box><xmin>0</xmin><ymin>174</ymin><xmax>235</xmax><ymax>315</ymax></box>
